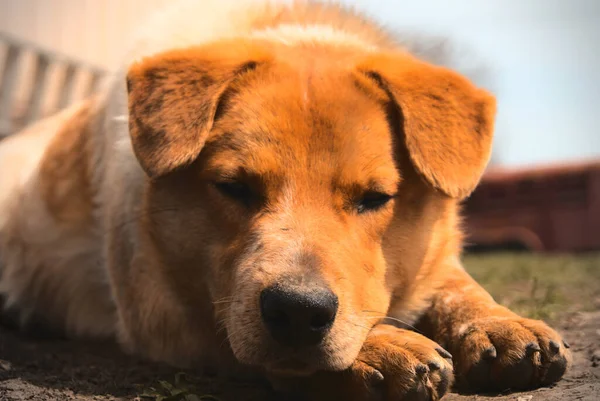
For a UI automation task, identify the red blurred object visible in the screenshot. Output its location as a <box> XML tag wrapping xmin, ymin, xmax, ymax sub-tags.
<box><xmin>463</xmin><ymin>160</ymin><xmax>600</xmax><ymax>253</ymax></box>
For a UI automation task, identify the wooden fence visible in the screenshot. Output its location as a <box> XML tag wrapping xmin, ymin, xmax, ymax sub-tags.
<box><xmin>0</xmin><ymin>31</ymin><xmax>106</xmax><ymax>137</ymax></box>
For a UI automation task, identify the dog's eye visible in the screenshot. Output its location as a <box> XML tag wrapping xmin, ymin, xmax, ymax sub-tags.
<box><xmin>356</xmin><ymin>192</ymin><xmax>394</xmax><ymax>213</ymax></box>
<box><xmin>214</xmin><ymin>181</ymin><xmax>256</xmax><ymax>206</ymax></box>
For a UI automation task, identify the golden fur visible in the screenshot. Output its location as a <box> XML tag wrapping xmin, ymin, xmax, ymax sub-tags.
<box><xmin>0</xmin><ymin>1</ymin><xmax>570</xmax><ymax>399</ymax></box>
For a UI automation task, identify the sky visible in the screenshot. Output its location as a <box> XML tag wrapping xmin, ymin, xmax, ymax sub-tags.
<box><xmin>342</xmin><ymin>0</ymin><xmax>600</xmax><ymax>168</ymax></box>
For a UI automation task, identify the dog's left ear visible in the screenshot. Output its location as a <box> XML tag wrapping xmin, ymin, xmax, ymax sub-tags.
<box><xmin>126</xmin><ymin>42</ymin><xmax>272</xmax><ymax>178</ymax></box>
<box><xmin>357</xmin><ymin>53</ymin><xmax>496</xmax><ymax>199</ymax></box>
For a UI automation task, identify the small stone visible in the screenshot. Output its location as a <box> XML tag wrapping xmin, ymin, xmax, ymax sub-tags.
<box><xmin>591</xmin><ymin>350</ymin><xmax>600</xmax><ymax>367</ymax></box>
<box><xmin>0</xmin><ymin>360</ymin><xmax>11</xmax><ymax>371</ymax></box>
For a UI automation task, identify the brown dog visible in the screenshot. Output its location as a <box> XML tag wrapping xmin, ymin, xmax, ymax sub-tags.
<box><xmin>0</xmin><ymin>1</ymin><xmax>570</xmax><ymax>399</ymax></box>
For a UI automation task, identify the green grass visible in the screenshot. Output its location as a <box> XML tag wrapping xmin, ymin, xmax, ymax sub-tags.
<box><xmin>137</xmin><ymin>373</ymin><xmax>221</xmax><ymax>401</ymax></box>
<box><xmin>463</xmin><ymin>252</ymin><xmax>600</xmax><ymax>321</ymax></box>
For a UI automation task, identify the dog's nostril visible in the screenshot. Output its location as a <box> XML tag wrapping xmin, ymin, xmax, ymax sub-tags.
<box><xmin>260</xmin><ymin>285</ymin><xmax>338</xmax><ymax>347</ymax></box>
<box><xmin>263</xmin><ymin>309</ymin><xmax>289</xmax><ymax>328</ymax></box>
<box><xmin>310</xmin><ymin>310</ymin><xmax>335</xmax><ymax>330</ymax></box>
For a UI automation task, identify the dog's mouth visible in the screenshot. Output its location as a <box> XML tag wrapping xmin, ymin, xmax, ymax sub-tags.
<box><xmin>258</xmin><ymin>343</ymin><xmax>349</xmax><ymax>377</ymax></box>
<box><xmin>227</xmin><ymin>310</ymin><xmax>365</xmax><ymax>377</ymax></box>
<box><xmin>224</xmin><ymin>274</ymin><xmax>374</xmax><ymax>376</ymax></box>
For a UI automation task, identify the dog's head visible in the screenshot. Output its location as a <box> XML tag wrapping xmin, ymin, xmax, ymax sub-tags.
<box><xmin>126</xmin><ymin>39</ymin><xmax>495</xmax><ymax>376</ymax></box>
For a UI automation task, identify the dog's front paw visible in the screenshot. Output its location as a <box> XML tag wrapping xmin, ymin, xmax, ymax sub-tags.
<box><xmin>350</xmin><ymin>325</ymin><xmax>453</xmax><ymax>400</ymax></box>
<box><xmin>278</xmin><ymin>325</ymin><xmax>453</xmax><ymax>401</ymax></box>
<box><xmin>453</xmin><ymin>316</ymin><xmax>571</xmax><ymax>392</ymax></box>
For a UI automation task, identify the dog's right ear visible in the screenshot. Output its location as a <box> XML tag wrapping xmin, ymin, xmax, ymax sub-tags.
<box><xmin>126</xmin><ymin>41</ymin><xmax>272</xmax><ymax>178</ymax></box>
<box><xmin>357</xmin><ymin>53</ymin><xmax>496</xmax><ymax>199</ymax></box>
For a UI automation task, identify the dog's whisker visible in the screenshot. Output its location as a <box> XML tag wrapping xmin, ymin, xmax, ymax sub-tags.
<box><xmin>215</xmin><ymin>325</ymin><xmax>228</xmax><ymax>336</ymax></box>
<box><xmin>337</xmin><ymin>313</ymin><xmax>376</xmax><ymax>332</ymax></box>
<box><xmin>345</xmin><ymin>320</ymin><xmax>372</xmax><ymax>331</ymax></box>
<box><xmin>361</xmin><ymin>310</ymin><xmax>423</xmax><ymax>334</ymax></box>
<box><xmin>221</xmin><ymin>326</ymin><xmax>248</xmax><ymax>349</ymax></box>
<box><xmin>213</xmin><ymin>296</ymin><xmax>234</xmax><ymax>301</ymax></box>
<box><xmin>212</xmin><ymin>299</ymin><xmax>236</xmax><ymax>305</ymax></box>
<box><xmin>213</xmin><ymin>306</ymin><xmax>231</xmax><ymax>317</ymax></box>
<box><xmin>214</xmin><ymin>315</ymin><xmax>231</xmax><ymax>328</ymax></box>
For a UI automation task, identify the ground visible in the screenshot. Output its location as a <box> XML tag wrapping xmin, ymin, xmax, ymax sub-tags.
<box><xmin>0</xmin><ymin>253</ymin><xmax>599</xmax><ymax>401</ymax></box>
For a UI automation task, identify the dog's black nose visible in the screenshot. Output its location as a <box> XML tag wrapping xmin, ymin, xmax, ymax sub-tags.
<box><xmin>260</xmin><ymin>285</ymin><xmax>338</xmax><ymax>347</ymax></box>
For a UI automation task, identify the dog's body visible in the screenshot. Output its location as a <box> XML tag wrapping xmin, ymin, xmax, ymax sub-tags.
<box><xmin>0</xmin><ymin>1</ymin><xmax>570</xmax><ymax>399</ymax></box>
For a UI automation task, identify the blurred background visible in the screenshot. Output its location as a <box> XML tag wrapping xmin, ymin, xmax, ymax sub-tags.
<box><xmin>0</xmin><ymin>0</ymin><xmax>599</xmax><ymax>253</ymax></box>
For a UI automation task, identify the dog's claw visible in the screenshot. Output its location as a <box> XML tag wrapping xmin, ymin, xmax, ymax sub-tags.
<box><xmin>369</xmin><ymin>369</ymin><xmax>384</xmax><ymax>385</ymax></box>
<box><xmin>415</xmin><ymin>363</ymin><xmax>429</xmax><ymax>378</ymax></box>
<box><xmin>482</xmin><ymin>346</ymin><xmax>497</xmax><ymax>360</ymax></box>
<box><xmin>436</xmin><ymin>347</ymin><xmax>453</xmax><ymax>360</ymax></box>
<box><xmin>549</xmin><ymin>340</ymin><xmax>561</xmax><ymax>354</ymax></box>
<box><xmin>428</xmin><ymin>361</ymin><xmax>441</xmax><ymax>371</ymax></box>
<box><xmin>526</xmin><ymin>342</ymin><xmax>541</xmax><ymax>356</ymax></box>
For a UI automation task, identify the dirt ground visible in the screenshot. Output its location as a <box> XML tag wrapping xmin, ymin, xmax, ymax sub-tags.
<box><xmin>0</xmin><ymin>254</ymin><xmax>599</xmax><ymax>401</ymax></box>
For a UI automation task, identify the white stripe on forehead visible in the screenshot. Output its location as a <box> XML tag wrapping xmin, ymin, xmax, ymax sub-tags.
<box><xmin>249</xmin><ymin>24</ymin><xmax>379</xmax><ymax>52</ymax></box>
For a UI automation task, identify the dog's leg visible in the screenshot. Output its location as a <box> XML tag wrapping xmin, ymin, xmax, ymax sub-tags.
<box><xmin>417</xmin><ymin>264</ymin><xmax>571</xmax><ymax>392</ymax></box>
<box><xmin>0</xmin><ymin>293</ymin><xmax>66</xmax><ymax>339</ymax></box>
<box><xmin>0</xmin><ymin>100</ymin><xmax>116</xmax><ymax>340</ymax></box>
